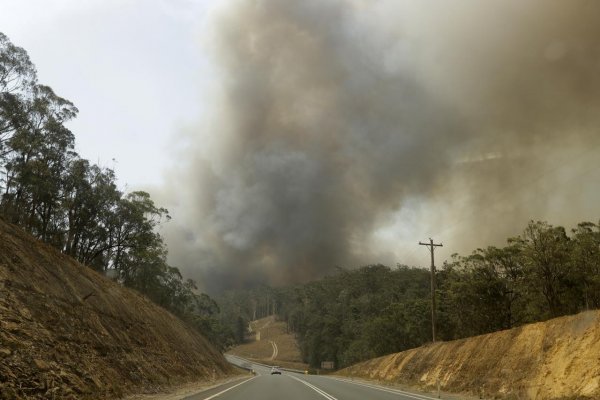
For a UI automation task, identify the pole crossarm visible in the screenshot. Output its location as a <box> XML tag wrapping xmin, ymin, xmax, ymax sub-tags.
<box><xmin>419</xmin><ymin>238</ymin><xmax>443</xmax><ymax>342</ymax></box>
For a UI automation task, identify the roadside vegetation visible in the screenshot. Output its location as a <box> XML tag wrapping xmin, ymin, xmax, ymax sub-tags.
<box><xmin>0</xmin><ymin>32</ymin><xmax>233</xmax><ymax>350</ymax></box>
<box><xmin>218</xmin><ymin>219</ymin><xmax>600</xmax><ymax>368</ymax></box>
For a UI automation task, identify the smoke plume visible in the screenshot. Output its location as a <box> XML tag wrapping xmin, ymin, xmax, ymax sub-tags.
<box><xmin>160</xmin><ymin>0</ymin><xmax>600</xmax><ymax>292</ymax></box>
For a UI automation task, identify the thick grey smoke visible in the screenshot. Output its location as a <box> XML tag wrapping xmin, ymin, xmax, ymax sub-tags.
<box><xmin>160</xmin><ymin>0</ymin><xmax>600</xmax><ymax>292</ymax></box>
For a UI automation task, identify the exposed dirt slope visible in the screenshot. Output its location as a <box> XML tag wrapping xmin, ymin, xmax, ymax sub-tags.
<box><xmin>227</xmin><ymin>316</ymin><xmax>308</xmax><ymax>370</ymax></box>
<box><xmin>0</xmin><ymin>218</ymin><xmax>234</xmax><ymax>399</ymax></box>
<box><xmin>339</xmin><ymin>310</ymin><xmax>600</xmax><ymax>399</ymax></box>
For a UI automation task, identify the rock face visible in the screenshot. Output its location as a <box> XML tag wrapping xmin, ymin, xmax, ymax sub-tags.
<box><xmin>339</xmin><ymin>310</ymin><xmax>600</xmax><ymax>399</ymax></box>
<box><xmin>0</xmin><ymin>218</ymin><xmax>233</xmax><ymax>399</ymax></box>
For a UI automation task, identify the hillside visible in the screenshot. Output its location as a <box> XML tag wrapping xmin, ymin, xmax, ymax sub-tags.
<box><xmin>227</xmin><ymin>316</ymin><xmax>308</xmax><ymax>370</ymax></box>
<box><xmin>0</xmin><ymin>218</ymin><xmax>234</xmax><ymax>399</ymax></box>
<box><xmin>339</xmin><ymin>310</ymin><xmax>600</xmax><ymax>399</ymax></box>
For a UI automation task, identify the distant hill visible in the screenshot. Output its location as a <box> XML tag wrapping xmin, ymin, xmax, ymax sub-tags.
<box><xmin>0</xmin><ymin>217</ymin><xmax>234</xmax><ymax>399</ymax></box>
<box><xmin>339</xmin><ymin>310</ymin><xmax>600</xmax><ymax>399</ymax></box>
<box><xmin>227</xmin><ymin>315</ymin><xmax>308</xmax><ymax>371</ymax></box>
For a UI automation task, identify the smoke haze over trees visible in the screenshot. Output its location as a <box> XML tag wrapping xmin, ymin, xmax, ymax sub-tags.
<box><xmin>217</xmin><ymin>219</ymin><xmax>600</xmax><ymax>368</ymax></box>
<box><xmin>161</xmin><ymin>0</ymin><xmax>600</xmax><ymax>291</ymax></box>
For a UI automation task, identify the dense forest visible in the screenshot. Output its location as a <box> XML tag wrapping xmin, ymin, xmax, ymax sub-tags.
<box><xmin>0</xmin><ymin>32</ymin><xmax>233</xmax><ymax>349</ymax></box>
<box><xmin>217</xmin><ymin>219</ymin><xmax>600</xmax><ymax>368</ymax></box>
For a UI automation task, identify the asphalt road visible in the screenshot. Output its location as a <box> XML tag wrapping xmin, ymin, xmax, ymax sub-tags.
<box><xmin>182</xmin><ymin>355</ymin><xmax>443</xmax><ymax>400</ymax></box>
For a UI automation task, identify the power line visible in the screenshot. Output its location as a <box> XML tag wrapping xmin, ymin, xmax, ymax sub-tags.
<box><xmin>419</xmin><ymin>238</ymin><xmax>442</xmax><ymax>342</ymax></box>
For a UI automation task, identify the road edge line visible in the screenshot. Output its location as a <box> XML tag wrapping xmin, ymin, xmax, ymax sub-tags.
<box><xmin>328</xmin><ymin>376</ymin><xmax>439</xmax><ymax>400</ymax></box>
<box><xmin>287</xmin><ymin>375</ymin><xmax>338</xmax><ymax>400</ymax></box>
<box><xmin>201</xmin><ymin>376</ymin><xmax>257</xmax><ymax>400</ymax></box>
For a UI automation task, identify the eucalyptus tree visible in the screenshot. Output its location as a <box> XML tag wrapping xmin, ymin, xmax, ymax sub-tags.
<box><xmin>0</xmin><ymin>32</ymin><xmax>37</xmax><ymax>159</ymax></box>
<box><xmin>514</xmin><ymin>221</ymin><xmax>575</xmax><ymax>318</ymax></box>
<box><xmin>62</xmin><ymin>159</ymin><xmax>122</xmax><ymax>269</ymax></box>
<box><xmin>1</xmin><ymin>84</ymin><xmax>77</xmax><ymax>242</ymax></box>
<box><xmin>437</xmin><ymin>243</ymin><xmax>527</xmax><ymax>339</ymax></box>
<box><xmin>571</xmin><ymin>221</ymin><xmax>600</xmax><ymax>309</ymax></box>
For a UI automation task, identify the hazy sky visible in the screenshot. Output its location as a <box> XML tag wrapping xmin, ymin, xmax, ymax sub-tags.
<box><xmin>0</xmin><ymin>0</ymin><xmax>217</xmax><ymax>187</ymax></box>
<box><xmin>2</xmin><ymin>0</ymin><xmax>599</xmax><ymax>291</ymax></box>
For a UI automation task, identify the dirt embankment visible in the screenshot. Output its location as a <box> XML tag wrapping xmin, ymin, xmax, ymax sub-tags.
<box><xmin>0</xmin><ymin>218</ymin><xmax>235</xmax><ymax>399</ymax></box>
<box><xmin>339</xmin><ymin>310</ymin><xmax>600</xmax><ymax>399</ymax></box>
<box><xmin>227</xmin><ymin>316</ymin><xmax>308</xmax><ymax>371</ymax></box>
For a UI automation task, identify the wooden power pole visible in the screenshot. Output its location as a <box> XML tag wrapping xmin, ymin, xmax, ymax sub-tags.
<box><xmin>419</xmin><ymin>238</ymin><xmax>443</xmax><ymax>342</ymax></box>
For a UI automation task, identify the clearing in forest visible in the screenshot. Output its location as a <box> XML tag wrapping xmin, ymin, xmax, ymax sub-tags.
<box><xmin>227</xmin><ymin>315</ymin><xmax>308</xmax><ymax>371</ymax></box>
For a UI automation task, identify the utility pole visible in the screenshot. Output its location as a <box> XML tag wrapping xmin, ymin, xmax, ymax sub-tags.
<box><xmin>419</xmin><ymin>238</ymin><xmax>443</xmax><ymax>342</ymax></box>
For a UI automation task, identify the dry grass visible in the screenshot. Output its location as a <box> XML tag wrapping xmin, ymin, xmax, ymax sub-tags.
<box><xmin>339</xmin><ymin>310</ymin><xmax>600</xmax><ymax>400</ymax></box>
<box><xmin>228</xmin><ymin>315</ymin><xmax>308</xmax><ymax>370</ymax></box>
<box><xmin>0</xmin><ymin>217</ymin><xmax>235</xmax><ymax>399</ymax></box>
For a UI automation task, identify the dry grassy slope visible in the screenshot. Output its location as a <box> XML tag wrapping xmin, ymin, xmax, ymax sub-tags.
<box><xmin>339</xmin><ymin>310</ymin><xmax>600</xmax><ymax>399</ymax></box>
<box><xmin>0</xmin><ymin>218</ymin><xmax>234</xmax><ymax>399</ymax></box>
<box><xmin>227</xmin><ymin>316</ymin><xmax>308</xmax><ymax>370</ymax></box>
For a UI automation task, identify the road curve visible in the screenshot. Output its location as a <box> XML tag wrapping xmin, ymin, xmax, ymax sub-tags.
<box><xmin>268</xmin><ymin>340</ymin><xmax>278</xmax><ymax>360</ymax></box>
<box><xmin>182</xmin><ymin>355</ymin><xmax>445</xmax><ymax>400</ymax></box>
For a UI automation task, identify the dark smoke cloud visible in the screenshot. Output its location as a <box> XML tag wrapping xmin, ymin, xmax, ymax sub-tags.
<box><xmin>159</xmin><ymin>0</ymin><xmax>600</xmax><ymax>292</ymax></box>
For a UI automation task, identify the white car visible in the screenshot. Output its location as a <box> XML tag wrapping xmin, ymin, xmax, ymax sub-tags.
<box><xmin>270</xmin><ymin>366</ymin><xmax>282</xmax><ymax>375</ymax></box>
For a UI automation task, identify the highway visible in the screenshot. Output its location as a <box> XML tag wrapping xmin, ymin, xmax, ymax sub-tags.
<box><xmin>182</xmin><ymin>355</ymin><xmax>443</xmax><ymax>400</ymax></box>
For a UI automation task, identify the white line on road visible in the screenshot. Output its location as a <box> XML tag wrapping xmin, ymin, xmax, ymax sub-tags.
<box><xmin>288</xmin><ymin>375</ymin><xmax>338</xmax><ymax>400</ymax></box>
<box><xmin>328</xmin><ymin>377</ymin><xmax>439</xmax><ymax>400</ymax></box>
<box><xmin>269</xmin><ymin>340</ymin><xmax>279</xmax><ymax>360</ymax></box>
<box><xmin>201</xmin><ymin>376</ymin><xmax>257</xmax><ymax>400</ymax></box>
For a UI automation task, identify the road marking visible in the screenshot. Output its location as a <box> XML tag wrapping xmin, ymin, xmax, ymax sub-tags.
<box><xmin>269</xmin><ymin>340</ymin><xmax>279</xmax><ymax>360</ymax></box>
<box><xmin>288</xmin><ymin>375</ymin><xmax>338</xmax><ymax>400</ymax></box>
<box><xmin>328</xmin><ymin>377</ymin><xmax>439</xmax><ymax>400</ymax></box>
<box><xmin>201</xmin><ymin>376</ymin><xmax>257</xmax><ymax>400</ymax></box>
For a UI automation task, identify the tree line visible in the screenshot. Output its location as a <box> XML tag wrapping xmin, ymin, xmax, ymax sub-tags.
<box><xmin>0</xmin><ymin>32</ymin><xmax>233</xmax><ymax>349</ymax></box>
<box><xmin>217</xmin><ymin>219</ymin><xmax>600</xmax><ymax>368</ymax></box>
